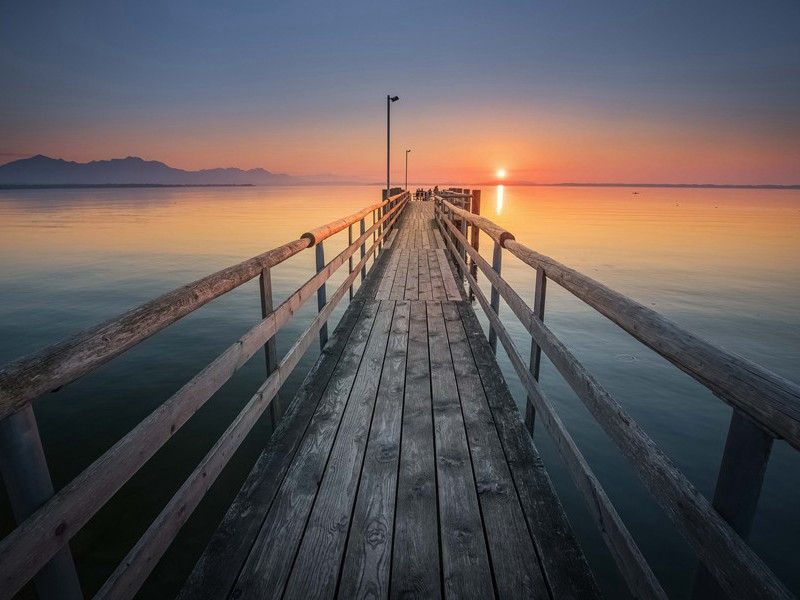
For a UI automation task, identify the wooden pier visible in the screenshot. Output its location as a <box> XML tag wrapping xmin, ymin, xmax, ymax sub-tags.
<box><xmin>1</xmin><ymin>190</ymin><xmax>799</xmax><ymax>599</ymax></box>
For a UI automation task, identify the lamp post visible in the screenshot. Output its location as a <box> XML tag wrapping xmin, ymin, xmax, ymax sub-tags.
<box><xmin>387</xmin><ymin>95</ymin><xmax>399</xmax><ymax>199</ymax></box>
<box><xmin>405</xmin><ymin>149</ymin><xmax>411</xmax><ymax>191</ymax></box>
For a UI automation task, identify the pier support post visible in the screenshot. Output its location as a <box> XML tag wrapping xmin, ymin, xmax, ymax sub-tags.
<box><xmin>348</xmin><ymin>225</ymin><xmax>354</xmax><ymax>300</ymax></box>
<box><xmin>488</xmin><ymin>241</ymin><xmax>503</xmax><ymax>353</ymax></box>
<box><xmin>259</xmin><ymin>267</ymin><xmax>280</xmax><ymax>426</ymax></box>
<box><xmin>469</xmin><ymin>190</ymin><xmax>481</xmax><ymax>281</ymax></box>
<box><xmin>0</xmin><ymin>406</ymin><xmax>84</xmax><ymax>600</ymax></box>
<box><xmin>691</xmin><ymin>409</ymin><xmax>773</xmax><ymax>598</ymax></box>
<box><xmin>360</xmin><ymin>217</ymin><xmax>366</xmax><ymax>282</ymax></box>
<box><xmin>459</xmin><ymin>189</ymin><xmax>470</xmax><ymax>280</ymax></box>
<box><xmin>315</xmin><ymin>241</ymin><xmax>328</xmax><ymax>349</ymax></box>
<box><xmin>526</xmin><ymin>269</ymin><xmax>547</xmax><ymax>434</ymax></box>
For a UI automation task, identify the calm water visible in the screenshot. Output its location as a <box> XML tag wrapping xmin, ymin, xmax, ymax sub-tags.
<box><xmin>0</xmin><ymin>185</ymin><xmax>798</xmax><ymax>598</ymax></box>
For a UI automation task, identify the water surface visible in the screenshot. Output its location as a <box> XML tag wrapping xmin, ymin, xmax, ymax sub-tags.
<box><xmin>0</xmin><ymin>185</ymin><xmax>798</xmax><ymax>598</ymax></box>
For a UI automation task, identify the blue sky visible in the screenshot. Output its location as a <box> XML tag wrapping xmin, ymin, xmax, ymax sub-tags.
<box><xmin>2</xmin><ymin>0</ymin><xmax>799</xmax><ymax>183</ymax></box>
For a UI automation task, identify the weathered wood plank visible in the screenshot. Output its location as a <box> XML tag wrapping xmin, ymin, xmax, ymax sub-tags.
<box><xmin>404</xmin><ymin>249</ymin><xmax>419</xmax><ymax>300</ymax></box>
<box><xmin>229</xmin><ymin>302</ymin><xmax>381</xmax><ymax>599</ymax></box>
<box><xmin>428</xmin><ymin>249</ymin><xmax>447</xmax><ymax>301</ymax></box>
<box><xmin>283</xmin><ymin>301</ymin><xmax>395</xmax><ymax>599</ymax></box>
<box><xmin>442</xmin><ymin>302</ymin><xmax>550</xmax><ymax>599</ymax></box>
<box><xmin>179</xmin><ymin>299</ymin><xmax>368</xmax><ymax>599</ymax></box>
<box><xmin>443</xmin><ymin>226</ymin><xmax>667</xmax><ymax>599</ymax></box>
<box><xmin>427</xmin><ymin>301</ymin><xmax>494</xmax><ymax>599</ymax></box>
<box><xmin>375</xmin><ymin>251</ymin><xmax>401</xmax><ymax>300</ymax></box>
<box><xmin>389</xmin><ymin>250</ymin><xmax>410</xmax><ymax>301</ymax></box>
<box><xmin>339</xmin><ymin>301</ymin><xmax>410</xmax><ymax>599</ymax></box>
<box><xmin>436</xmin><ymin>250</ymin><xmax>462</xmax><ymax>301</ymax></box>
<box><xmin>418</xmin><ymin>248</ymin><xmax>433</xmax><ymax>300</ymax></box>
<box><xmin>391</xmin><ymin>301</ymin><xmax>441</xmax><ymax>599</ymax></box>
<box><xmin>455</xmin><ymin>301</ymin><xmax>602</xmax><ymax>599</ymax></box>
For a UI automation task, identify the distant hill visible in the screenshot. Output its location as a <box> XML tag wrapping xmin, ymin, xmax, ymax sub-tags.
<box><xmin>0</xmin><ymin>155</ymin><xmax>337</xmax><ymax>186</ymax></box>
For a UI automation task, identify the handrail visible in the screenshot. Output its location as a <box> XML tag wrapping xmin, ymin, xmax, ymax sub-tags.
<box><xmin>435</xmin><ymin>196</ymin><xmax>798</xmax><ymax>599</ymax></box>
<box><xmin>0</xmin><ymin>191</ymin><xmax>406</xmax><ymax>421</ymax></box>
<box><xmin>437</xmin><ymin>210</ymin><xmax>793</xmax><ymax>599</ymax></box>
<box><xmin>0</xmin><ymin>193</ymin><xmax>409</xmax><ymax>599</ymax></box>
<box><xmin>301</xmin><ymin>190</ymin><xmax>406</xmax><ymax>246</ymax></box>
<box><xmin>440</xmin><ymin>200</ymin><xmax>800</xmax><ymax>449</ymax></box>
<box><xmin>441</xmin><ymin>199</ymin><xmax>515</xmax><ymax>248</ymax></box>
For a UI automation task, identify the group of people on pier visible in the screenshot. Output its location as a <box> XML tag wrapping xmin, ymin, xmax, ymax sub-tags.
<box><xmin>414</xmin><ymin>185</ymin><xmax>438</xmax><ymax>201</ymax></box>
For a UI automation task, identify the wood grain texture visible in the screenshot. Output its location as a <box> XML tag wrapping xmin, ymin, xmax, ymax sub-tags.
<box><xmin>442</xmin><ymin>301</ymin><xmax>549</xmax><ymax>599</ymax></box>
<box><xmin>339</xmin><ymin>301</ymin><xmax>409</xmax><ymax>599</ymax></box>
<box><xmin>427</xmin><ymin>301</ymin><xmax>495</xmax><ymax>599</ymax></box>
<box><xmin>443</xmin><ymin>233</ymin><xmax>665</xmax><ymax>599</ymax></box>
<box><xmin>179</xmin><ymin>300</ymin><xmax>368</xmax><ymax>599</ymax></box>
<box><xmin>391</xmin><ymin>301</ymin><xmax>441</xmax><ymax>599</ymax></box>
<box><xmin>456</xmin><ymin>301</ymin><xmax>602</xmax><ymax>600</ymax></box>
<box><xmin>282</xmin><ymin>301</ymin><xmax>395</xmax><ymax>599</ymax></box>
<box><xmin>229</xmin><ymin>301</ymin><xmax>381</xmax><ymax>599</ymax></box>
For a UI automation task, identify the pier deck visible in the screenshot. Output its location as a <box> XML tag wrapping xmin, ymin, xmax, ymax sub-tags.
<box><xmin>181</xmin><ymin>202</ymin><xmax>599</xmax><ymax>599</ymax></box>
<box><xmin>5</xmin><ymin>192</ymin><xmax>793</xmax><ymax>600</ymax></box>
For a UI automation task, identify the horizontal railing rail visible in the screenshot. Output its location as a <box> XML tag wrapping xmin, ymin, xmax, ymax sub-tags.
<box><xmin>435</xmin><ymin>193</ymin><xmax>797</xmax><ymax>600</ymax></box>
<box><xmin>0</xmin><ymin>191</ymin><xmax>409</xmax><ymax>600</ymax></box>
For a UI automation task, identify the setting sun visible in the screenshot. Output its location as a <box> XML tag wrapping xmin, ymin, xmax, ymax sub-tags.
<box><xmin>496</xmin><ymin>168</ymin><xmax>506</xmax><ymax>178</ymax></box>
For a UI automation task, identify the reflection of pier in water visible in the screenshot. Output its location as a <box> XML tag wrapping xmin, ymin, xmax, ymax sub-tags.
<box><xmin>0</xmin><ymin>189</ymin><xmax>798</xmax><ymax>599</ymax></box>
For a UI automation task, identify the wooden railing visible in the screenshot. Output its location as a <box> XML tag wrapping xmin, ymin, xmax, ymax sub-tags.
<box><xmin>0</xmin><ymin>190</ymin><xmax>410</xmax><ymax>600</ymax></box>
<box><xmin>435</xmin><ymin>191</ymin><xmax>799</xmax><ymax>600</ymax></box>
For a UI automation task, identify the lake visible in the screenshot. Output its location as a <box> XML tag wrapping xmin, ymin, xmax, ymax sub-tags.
<box><xmin>1</xmin><ymin>185</ymin><xmax>798</xmax><ymax>598</ymax></box>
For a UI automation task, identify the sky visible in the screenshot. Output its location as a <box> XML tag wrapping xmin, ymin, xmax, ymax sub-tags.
<box><xmin>1</xmin><ymin>0</ymin><xmax>799</xmax><ymax>184</ymax></box>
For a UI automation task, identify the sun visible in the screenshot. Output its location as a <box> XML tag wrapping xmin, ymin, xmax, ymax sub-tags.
<box><xmin>496</xmin><ymin>168</ymin><xmax>506</xmax><ymax>178</ymax></box>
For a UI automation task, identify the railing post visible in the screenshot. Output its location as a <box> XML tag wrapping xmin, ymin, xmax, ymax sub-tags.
<box><xmin>372</xmin><ymin>210</ymin><xmax>377</xmax><ymax>258</ymax></box>
<box><xmin>0</xmin><ymin>406</ymin><xmax>83</xmax><ymax>600</ymax></box>
<box><xmin>526</xmin><ymin>269</ymin><xmax>547</xmax><ymax>433</ymax></box>
<box><xmin>360</xmin><ymin>217</ymin><xmax>366</xmax><ymax>282</ymax></box>
<box><xmin>348</xmin><ymin>224</ymin><xmax>354</xmax><ymax>300</ymax></box>
<box><xmin>315</xmin><ymin>241</ymin><xmax>328</xmax><ymax>349</ymax></box>
<box><xmin>488</xmin><ymin>240</ymin><xmax>503</xmax><ymax>353</ymax></box>
<box><xmin>259</xmin><ymin>267</ymin><xmax>280</xmax><ymax>426</ymax></box>
<box><xmin>691</xmin><ymin>409</ymin><xmax>774</xmax><ymax>598</ymax></box>
<box><xmin>459</xmin><ymin>190</ymin><xmax>470</xmax><ymax>278</ymax></box>
<box><xmin>469</xmin><ymin>190</ymin><xmax>481</xmax><ymax>281</ymax></box>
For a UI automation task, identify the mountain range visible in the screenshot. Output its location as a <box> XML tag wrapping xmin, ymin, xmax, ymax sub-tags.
<box><xmin>0</xmin><ymin>155</ymin><xmax>358</xmax><ymax>186</ymax></box>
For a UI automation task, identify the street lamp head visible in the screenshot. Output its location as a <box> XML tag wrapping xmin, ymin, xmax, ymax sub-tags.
<box><xmin>406</xmin><ymin>149</ymin><xmax>411</xmax><ymax>153</ymax></box>
<box><xmin>389</xmin><ymin>95</ymin><xmax>399</xmax><ymax>102</ymax></box>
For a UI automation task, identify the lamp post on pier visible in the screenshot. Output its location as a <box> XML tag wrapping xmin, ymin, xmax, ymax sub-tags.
<box><xmin>405</xmin><ymin>149</ymin><xmax>411</xmax><ymax>191</ymax></box>
<box><xmin>387</xmin><ymin>95</ymin><xmax>399</xmax><ymax>199</ymax></box>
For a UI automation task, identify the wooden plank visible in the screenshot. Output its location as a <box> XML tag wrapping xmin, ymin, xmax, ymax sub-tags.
<box><xmin>389</xmin><ymin>250</ymin><xmax>410</xmax><ymax>300</ymax></box>
<box><xmin>441</xmin><ymin>302</ymin><xmax>550</xmax><ymax>598</ymax></box>
<box><xmin>0</xmin><ymin>206</ymin><xmax>406</xmax><ymax>597</ymax></box>
<box><xmin>391</xmin><ymin>301</ymin><xmax>440</xmax><ymax>599</ymax></box>
<box><xmin>99</xmin><ymin>274</ymin><xmax>356</xmax><ymax>600</ymax></box>
<box><xmin>444</xmin><ymin>225</ymin><xmax>666</xmax><ymax>600</ymax></box>
<box><xmin>436</xmin><ymin>250</ymin><xmax>462</xmax><ymax>301</ymax></box>
<box><xmin>456</xmin><ymin>301</ymin><xmax>602</xmax><ymax>599</ymax></box>
<box><xmin>404</xmin><ymin>249</ymin><xmax>419</xmax><ymax>300</ymax></box>
<box><xmin>375</xmin><ymin>251</ymin><xmax>401</xmax><ymax>300</ymax></box>
<box><xmin>179</xmin><ymin>300</ymin><xmax>368</xmax><ymax>599</ymax></box>
<box><xmin>426</xmin><ymin>301</ymin><xmax>494</xmax><ymax>599</ymax></box>
<box><xmin>229</xmin><ymin>301</ymin><xmax>381</xmax><ymax>599</ymax></box>
<box><xmin>339</xmin><ymin>301</ymin><xmax>410</xmax><ymax>599</ymax></box>
<box><xmin>452</xmin><ymin>226</ymin><xmax>790</xmax><ymax>598</ymax></box>
<box><xmin>418</xmin><ymin>248</ymin><xmax>433</xmax><ymax>300</ymax></box>
<box><xmin>283</xmin><ymin>301</ymin><xmax>395</xmax><ymax>599</ymax></box>
<box><xmin>428</xmin><ymin>250</ymin><xmax>447</xmax><ymax>301</ymax></box>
